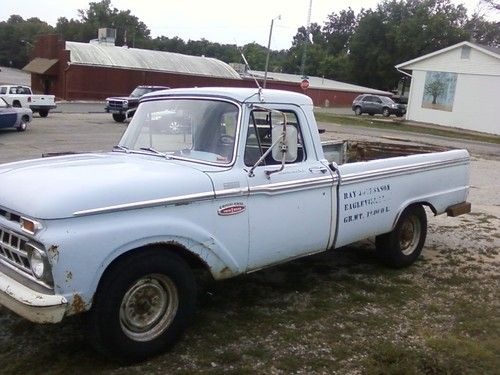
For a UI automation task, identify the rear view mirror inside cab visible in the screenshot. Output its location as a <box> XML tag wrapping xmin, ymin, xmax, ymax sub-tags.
<box><xmin>272</xmin><ymin>125</ymin><xmax>298</xmax><ymax>162</ymax></box>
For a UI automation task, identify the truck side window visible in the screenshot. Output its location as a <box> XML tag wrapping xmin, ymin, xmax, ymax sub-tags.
<box><xmin>244</xmin><ymin>110</ymin><xmax>305</xmax><ymax>167</ymax></box>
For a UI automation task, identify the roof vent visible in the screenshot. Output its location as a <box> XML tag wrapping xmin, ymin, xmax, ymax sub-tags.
<box><xmin>461</xmin><ymin>45</ymin><xmax>471</xmax><ymax>59</ymax></box>
<box><xmin>92</xmin><ymin>28</ymin><xmax>116</xmax><ymax>46</ymax></box>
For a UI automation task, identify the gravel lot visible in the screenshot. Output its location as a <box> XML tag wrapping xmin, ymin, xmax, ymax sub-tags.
<box><xmin>0</xmin><ymin>113</ymin><xmax>498</xmax><ymax>374</ymax></box>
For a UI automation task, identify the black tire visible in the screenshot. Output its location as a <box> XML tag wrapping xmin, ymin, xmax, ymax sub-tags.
<box><xmin>88</xmin><ymin>250</ymin><xmax>197</xmax><ymax>362</ymax></box>
<box><xmin>354</xmin><ymin>106</ymin><xmax>362</xmax><ymax>116</ymax></box>
<box><xmin>16</xmin><ymin>116</ymin><xmax>29</xmax><ymax>132</ymax></box>
<box><xmin>13</xmin><ymin>101</ymin><xmax>21</xmax><ymax>108</ymax></box>
<box><xmin>382</xmin><ymin>107</ymin><xmax>390</xmax><ymax>117</ymax></box>
<box><xmin>376</xmin><ymin>205</ymin><xmax>427</xmax><ymax>268</ymax></box>
<box><xmin>39</xmin><ymin>109</ymin><xmax>49</xmax><ymax>117</ymax></box>
<box><xmin>113</xmin><ymin>113</ymin><xmax>126</xmax><ymax>123</ymax></box>
<box><xmin>396</xmin><ymin>113</ymin><xmax>404</xmax><ymax>118</ymax></box>
<box><xmin>369</xmin><ymin>113</ymin><xmax>375</xmax><ymax>116</ymax></box>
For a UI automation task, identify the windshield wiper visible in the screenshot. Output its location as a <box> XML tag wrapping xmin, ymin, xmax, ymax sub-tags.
<box><xmin>139</xmin><ymin>147</ymin><xmax>172</xmax><ymax>159</ymax></box>
<box><xmin>113</xmin><ymin>145</ymin><xmax>130</xmax><ymax>152</ymax></box>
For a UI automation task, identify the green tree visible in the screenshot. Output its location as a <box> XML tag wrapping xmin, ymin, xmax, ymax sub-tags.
<box><xmin>349</xmin><ymin>0</ymin><xmax>470</xmax><ymax>89</ymax></box>
<box><xmin>0</xmin><ymin>15</ymin><xmax>54</xmax><ymax>68</ymax></box>
<box><xmin>465</xmin><ymin>14</ymin><xmax>500</xmax><ymax>47</ymax></box>
<box><xmin>323</xmin><ymin>8</ymin><xmax>357</xmax><ymax>55</ymax></box>
<box><xmin>55</xmin><ymin>0</ymin><xmax>151</xmax><ymax>47</ymax></box>
<box><xmin>283</xmin><ymin>23</ymin><xmax>327</xmax><ymax>76</ymax></box>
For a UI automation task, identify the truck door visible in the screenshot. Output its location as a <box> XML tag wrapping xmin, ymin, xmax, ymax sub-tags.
<box><xmin>244</xmin><ymin>106</ymin><xmax>335</xmax><ymax>271</ymax></box>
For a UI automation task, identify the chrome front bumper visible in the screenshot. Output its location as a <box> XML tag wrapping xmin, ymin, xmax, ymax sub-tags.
<box><xmin>0</xmin><ymin>272</ymin><xmax>67</xmax><ymax>323</ymax></box>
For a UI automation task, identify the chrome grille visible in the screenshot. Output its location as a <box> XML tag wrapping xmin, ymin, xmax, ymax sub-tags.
<box><xmin>107</xmin><ymin>100</ymin><xmax>126</xmax><ymax>110</ymax></box>
<box><xmin>0</xmin><ymin>226</ymin><xmax>31</xmax><ymax>274</ymax></box>
<box><xmin>0</xmin><ymin>208</ymin><xmax>21</xmax><ymax>224</ymax></box>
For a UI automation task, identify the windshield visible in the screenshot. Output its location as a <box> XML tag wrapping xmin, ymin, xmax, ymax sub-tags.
<box><xmin>381</xmin><ymin>96</ymin><xmax>395</xmax><ymax>104</ymax></box>
<box><xmin>119</xmin><ymin>99</ymin><xmax>239</xmax><ymax>165</ymax></box>
<box><xmin>130</xmin><ymin>87</ymin><xmax>155</xmax><ymax>97</ymax></box>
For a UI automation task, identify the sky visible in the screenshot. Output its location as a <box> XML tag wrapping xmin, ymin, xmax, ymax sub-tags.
<box><xmin>1</xmin><ymin>0</ymin><xmax>497</xmax><ymax>50</ymax></box>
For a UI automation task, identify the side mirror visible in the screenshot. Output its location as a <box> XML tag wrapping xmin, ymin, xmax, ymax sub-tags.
<box><xmin>272</xmin><ymin>125</ymin><xmax>298</xmax><ymax>162</ymax></box>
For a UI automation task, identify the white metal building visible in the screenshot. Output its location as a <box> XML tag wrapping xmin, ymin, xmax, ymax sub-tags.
<box><xmin>396</xmin><ymin>41</ymin><xmax>500</xmax><ymax>135</ymax></box>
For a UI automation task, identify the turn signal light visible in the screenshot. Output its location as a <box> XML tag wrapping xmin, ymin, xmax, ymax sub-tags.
<box><xmin>20</xmin><ymin>217</ymin><xmax>41</xmax><ymax>234</ymax></box>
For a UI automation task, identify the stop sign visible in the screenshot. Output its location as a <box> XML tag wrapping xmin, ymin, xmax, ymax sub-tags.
<box><xmin>300</xmin><ymin>79</ymin><xmax>310</xmax><ymax>90</ymax></box>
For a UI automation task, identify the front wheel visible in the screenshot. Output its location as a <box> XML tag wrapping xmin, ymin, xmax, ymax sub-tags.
<box><xmin>39</xmin><ymin>109</ymin><xmax>49</xmax><ymax>117</ymax></box>
<box><xmin>113</xmin><ymin>113</ymin><xmax>126</xmax><ymax>123</ymax></box>
<box><xmin>382</xmin><ymin>108</ymin><xmax>390</xmax><ymax>117</ymax></box>
<box><xmin>89</xmin><ymin>250</ymin><xmax>197</xmax><ymax>362</ymax></box>
<box><xmin>376</xmin><ymin>205</ymin><xmax>427</xmax><ymax>268</ymax></box>
<box><xmin>354</xmin><ymin>106</ymin><xmax>362</xmax><ymax>116</ymax></box>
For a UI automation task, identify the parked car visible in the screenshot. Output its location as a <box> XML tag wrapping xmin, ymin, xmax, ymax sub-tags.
<box><xmin>352</xmin><ymin>94</ymin><xmax>406</xmax><ymax>117</ymax></box>
<box><xmin>0</xmin><ymin>85</ymin><xmax>56</xmax><ymax>117</ymax></box>
<box><xmin>105</xmin><ymin>85</ymin><xmax>169</xmax><ymax>122</ymax></box>
<box><xmin>0</xmin><ymin>97</ymin><xmax>32</xmax><ymax>132</ymax></box>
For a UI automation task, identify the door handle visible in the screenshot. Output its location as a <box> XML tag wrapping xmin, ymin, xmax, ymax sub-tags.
<box><xmin>309</xmin><ymin>166</ymin><xmax>328</xmax><ymax>174</ymax></box>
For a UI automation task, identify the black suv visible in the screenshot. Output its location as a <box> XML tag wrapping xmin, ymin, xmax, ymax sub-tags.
<box><xmin>352</xmin><ymin>94</ymin><xmax>406</xmax><ymax>117</ymax></box>
<box><xmin>105</xmin><ymin>85</ymin><xmax>169</xmax><ymax>122</ymax></box>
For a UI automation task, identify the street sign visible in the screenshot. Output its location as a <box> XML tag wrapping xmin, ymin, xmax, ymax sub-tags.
<box><xmin>300</xmin><ymin>79</ymin><xmax>310</xmax><ymax>90</ymax></box>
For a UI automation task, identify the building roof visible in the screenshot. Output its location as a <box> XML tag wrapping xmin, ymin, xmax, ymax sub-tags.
<box><xmin>22</xmin><ymin>58</ymin><xmax>58</xmax><ymax>75</ymax></box>
<box><xmin>65</xmin><ymin>41</ymin><xmax>242</xmax><ymax>80</ymax></box>
<box><xmin>246</xmin><ymin>70</ymin><xmax>392</xmax><ymax>96</ymax></box>
<box><xmin>395</xmin><ymin>41</ymin><xmax>500</xmax><ymax>69</ymax></box>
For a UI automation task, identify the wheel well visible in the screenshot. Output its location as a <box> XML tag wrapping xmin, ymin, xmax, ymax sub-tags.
<box><xmin>391</xmin><ymin>202</ymin><xmax>435</xmax><ymax>230</ymax></box>
<box><xmin>98</xmin><ymin>243</ymin><xmax>213</xmax><ymax>290</ymax></box>
<box><xmin>417</xmin><ymin>201</ymin><xmax>437</xmax><ymax>215</ymax></box>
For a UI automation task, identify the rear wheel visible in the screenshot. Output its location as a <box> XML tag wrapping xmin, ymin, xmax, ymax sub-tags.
<box><xmin>89</xmin><ymin>250</ymin><xmax>197</xmax><ymax>362</ymax></box>
<box><xmin>376</xmin><ymin>205</ymin><xmax>427</xmax><ymax>268</ymax></box>
<box><xmin>113</xmin><ymin>113</ymin><xmax>126</xmax><ymax>123</ymax></box>
<box><xmin>354</xmin><ymin>106</ymin><xmax>362</xmax><ymax>116</ymax></box>
<box><xmin>382</xmin><ymin>108</ymin><xmax>390</xmax><ymax>117</ymax></box>
<box><xmin>39</xmin><ymin>109</ymin><xmax>49</xmax><ymax>117</ymax></box>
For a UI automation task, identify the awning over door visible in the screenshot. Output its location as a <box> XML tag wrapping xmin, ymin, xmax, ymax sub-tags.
<box><xmin>23</xmin><ymin>58</ymin><xmax>59</xmax><ymax>75</ymax></box>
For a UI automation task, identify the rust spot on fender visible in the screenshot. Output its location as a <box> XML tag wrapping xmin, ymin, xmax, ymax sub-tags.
<box><xmin>72</xmin><ymin>294</ymin><xmax>86</xmax><ymax>314</ymax></box>
<box><xmin>47</xmin><ymin>245</ymin><xmax>59</xmax><ymax>263</ymax></box>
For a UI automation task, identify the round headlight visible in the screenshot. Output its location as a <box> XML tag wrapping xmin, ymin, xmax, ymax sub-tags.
<box><xmin>30</xmin><ymin>249</ymin><xmax>45</xmax><ymax>279</ymax></box>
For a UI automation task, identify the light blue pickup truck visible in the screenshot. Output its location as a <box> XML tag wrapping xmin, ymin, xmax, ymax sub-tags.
<box><xmin>0</xmin><ymin>87</ymin><xmax>470</xmax><ymax>360</ymax></box>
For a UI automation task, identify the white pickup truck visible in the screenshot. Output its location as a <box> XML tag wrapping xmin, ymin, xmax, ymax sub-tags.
<box><xmin>0</xmin><ymin>87</ymin><xmax>470</xmax><ymax>361</ymax></box>
<box><xmin>0</xmin><ymin>85</ymin><xmax>56</xmax><ymax>117</ymax></box>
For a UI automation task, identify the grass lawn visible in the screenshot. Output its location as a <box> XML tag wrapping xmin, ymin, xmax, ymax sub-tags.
<box><xmin>314</xmin><ymin>112</ymin><xmax>500</xmax><ymax>145</ymax></box>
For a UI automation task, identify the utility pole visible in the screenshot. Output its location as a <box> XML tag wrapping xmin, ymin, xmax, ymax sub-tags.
<box><xmin>264</xmin><ymin>15</ymin><xmax>281</xmax><ymax>89</ymax></box>
<box><xmin>300</xmin><ymin>0</ymin><xmax>313</xmax><ymax>78</ymax></box>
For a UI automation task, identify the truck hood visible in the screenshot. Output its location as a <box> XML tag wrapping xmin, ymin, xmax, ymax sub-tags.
<box><xmin>0</xmin><ymin>153</ymin><xmax>214</xmax><ymax>219</ymax></box>
<box><xmin>106</xmin><ymin>96</ymin><xmax>139</xmax><ymax>102</ymax></box>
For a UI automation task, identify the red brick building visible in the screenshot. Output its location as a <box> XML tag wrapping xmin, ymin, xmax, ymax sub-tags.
<box><xmin>23</xmin><ymin>34</ymin><xmax>390</xmax><ymax>106</ymax></box>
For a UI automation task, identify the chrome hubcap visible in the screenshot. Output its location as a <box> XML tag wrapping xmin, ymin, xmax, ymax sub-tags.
<box><xmin>400</xmin><ymin>215</ymin><xmax>421</xmax><ymax>255</ymax></box>
<box><xmin>119</xmin><ymin>274</ymin><xmax>178</xmax><ymax>341</ymax></box>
